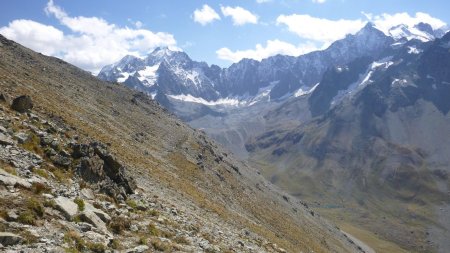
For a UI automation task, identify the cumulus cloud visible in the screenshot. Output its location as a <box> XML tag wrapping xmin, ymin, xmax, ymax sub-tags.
<box><xmin>216</xmin><ymin>39</ymin><xmax>318</xmax><ymax>62</ymax></box>
<box><xmin>365</xmin><ymin>12</ymin><xmax>447</xmax><ymax>34</ymax></box>
<box><xmin>312</xmin><ymin>0</ymin><xmax>326</xmax><ymax>3</ymax></box>
<box><xmin>276</xmin><ymin>14</ymin><xmax>365</xmax><ymax>45</ymax></box>
<box><xmin>256</xmin><ymin>0</ymin><xmax>272</xmax><ymax>3</ymax></box>
<box><xmin>193</xmin><ymin>4</ymin><xmax>220</xmax><ymax>25</ymax></box>
<box><xmin>0</xmin><ymin>19</ymin><xmax>64</xmax><ymax>55</ymax></box>
<box><xmin>221</xmin><ymin>6</ymin><xmax>258</xmax><ymax>26</ymax></box>
<box><xmin>0</xmin><ymin>0</ymin><xmax>177</xmax><ymax>73</ymax></box>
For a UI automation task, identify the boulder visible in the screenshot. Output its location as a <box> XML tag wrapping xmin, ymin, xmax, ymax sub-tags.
<box><xmin>40</xmin><ymin>136</ymin><xmax>53</xmax><ymax>146</ymax></box>
<box><xmin>0</xmin><ymin>232</ymin><xmax>23</xmax><ymax>246</ymax></box>
<box><xmin>0</xmin><ymin>169</ymin><xmax>32</xmax><ymax>189</ymax></box>
<box><xmin>45</xmin><ymin>148</ymin><xmax>58</xmax><ymax>157</ymax></box>
<box><xmin>71</xmin><ymin>143</ymin><xmax>93</xmax><ymax>158</ymax></box>
<box><xmin>79</xmin><ymin>210</ymin><xmax>108</xmax><ymax>234</ymax></box>
<box><xmin>80</xmin><ymin>188</ymin><xmax>95</xmax><ymax>200</ymax></box>
<box><xmin>51</xmin><ymin>155</ymin><xmax>72</xmax><ymax>168</ymax></box>
<box><xmin>126</xmin><ymin>245</ymin><xmax>149</xmax><ymax>253</ymax></box>
<box><xmin>14</xmin><ymin>132</ymin><xmax>29</xmax><ymax>144</ymax></box>
<box><xmin>79</xmin><ymin>142</ymin><xmax>136</xmax><ymax>196</ymax></box>
<box><xmin>85</xmin><ymin>202</ymin><xmax>111</xmax><ymax>223</ymax></box>
<box><xmin>11</xmin><ymin>95</ymin><xmax>33</xmax><ymax>113</ymax></box>
<box><xmin>97</xmin><ymin>152</ymin><xmax>136</xmax><ymax>194</ymax></box>
<box><xmin>98</xmin><ymin>179</ymin><xmax>127</xmax><ymax>201</ymax></box>
<box><xmin>6</xmin><ymin>210</ymin><xmax>18</xmax><ymax>221</ymax></box>
<box><xmin>54</xmin><ymin>196</ymin><xmax>78</xmax><ymax>220</ymax></box>
<box><xmin>0</xmin><ymin>133</ymin><xmax>14</xmax><ymax>146</ymax></box>
<box><xmin>79</xmin><ymin>156</ymin><xmax>105</xmax><ymax>183</ymax></box>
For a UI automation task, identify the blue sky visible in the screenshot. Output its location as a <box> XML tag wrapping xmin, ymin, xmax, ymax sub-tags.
<box><xmin>0</xmin><ymin>0</ymin><xmax>449</xmax><ymax>73</ymax></box>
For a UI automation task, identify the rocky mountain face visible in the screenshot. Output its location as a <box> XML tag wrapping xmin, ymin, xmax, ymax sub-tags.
<box><xmin>0</xmin><ymin>35</ymin><xmax>370</xmax><ymax>252</ymax></box>
<box><xmin>98</xmin><ymin>48</ymin><xmax>220</xmax><ymax>101</ymax></box>
<box><xmin>98</xmin><ymin>23</ymin><xmax>423</xmax><ymax>108</ymax></box>
<box><xmin>246</xmin><ymin>32</ymin><xmax>450</xmax><ymax>252</ymax></box>
<box><xmin>97</xmin><ymin>23</ymin><xmax>448</xmax><ymax>161</ymax></box>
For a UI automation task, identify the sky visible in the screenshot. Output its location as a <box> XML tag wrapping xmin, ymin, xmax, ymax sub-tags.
<box><xmin>0</xmin><ymin>0</ymin><xmax>449</xmax><ymax>74</ymax></box>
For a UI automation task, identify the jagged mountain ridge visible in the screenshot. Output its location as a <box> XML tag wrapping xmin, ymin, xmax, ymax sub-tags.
<box><xmin>98</xmin><ymin>22</ymin><xmax>446</xmax><ymax>107</ymax></box>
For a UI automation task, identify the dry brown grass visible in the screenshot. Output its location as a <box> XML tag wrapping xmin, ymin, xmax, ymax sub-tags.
<box><xmin>0</xmin><ymin>37</ymin><xmax>359</xmax><ymax>253</ymax></box>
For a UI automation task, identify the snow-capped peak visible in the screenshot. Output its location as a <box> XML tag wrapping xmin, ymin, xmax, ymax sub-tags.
<box><xmin>388</xmin><ymin>24</ymin><xmax>433</xmax><ymax>42</ymax></box>
<box><xmin>149</xmin><ymin>47</ymin><xmax>175</xmax><ymax>58</ymax></box>
<box><xmin>145</xmin><ymin>47</ymin><xmax>191</xmax><ymax>67</ymax></box>
<box><xmin>375</xmin><ymin>22</ymin><xmax>446</xmax><ymax>42</ymax></box>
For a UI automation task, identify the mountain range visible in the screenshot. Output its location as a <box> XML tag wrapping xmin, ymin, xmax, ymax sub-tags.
<box><xmin>246</xmin><ymin>28</ymin><xmax>450</xmax><ymax>252</ymax></box>
<box><xmin>98</xmin><ymin>22</ymin><xmax>445</xmax><ymax>109</ymax></box>
<box><xmin>97</xmin><ymin>21</ymin><xmax>450</xmax><ymax>253</ymax></box>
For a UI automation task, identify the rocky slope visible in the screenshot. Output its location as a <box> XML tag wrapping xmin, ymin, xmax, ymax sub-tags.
<box><xmin>246</xmin><ymin>32</ymin><xmax>450</xmax><ymax>252</ymax></box>
<box><xmin>0</xmin><ymin>35</ymin><xmax>368</xmax><ymax>252</ymax></box>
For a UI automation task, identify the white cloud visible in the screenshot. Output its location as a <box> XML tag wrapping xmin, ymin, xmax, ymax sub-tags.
<box><xmin>134</xmin><ymin>21</ymin><xmax>143</xmax><ymax>29</ymax></box>
<box><xmin>221</xmin><ymin>6</ymin><xmax>258</xmax><ymax>26</ymax></box>
<box><xmin>127</xmin><ymin>19</ymin><xmax>143</xmax><ymax>29</ymax></box>
<box><xmin>276</xmin><ymin>14</ymin><xmax>365</xmax><ymax>45</ymax></box>
<box><xmin>256</xmin><ymin>0</ymin><xmax>272</xmax><ymax>3</ymax></box>
<box><xmin>193</xmin><ymin>4</ymin><xmax>220</xmax><ymax>26</ymax></box>
<box><xmin>0</xmin><ymin>0</ymin><xmax>177</xmax><ymax>74</ymax></box>
<box><xmin>312</xmin><ymin>0</ymin><xmax>326</xmax><ymax>3</ymax></box>
<box><xmin>216</xmin><ymin>39</ymin><xmax>319</xmax><ymax>62</ymax></box>
<box><xmin>366</xmin><ymin>12</ymin><xmax>447</xmax><ymax>34</ymax></box>
<box><xmin>0</xmin><ymin>19</ymin><xmax>64</xmax><ymax>55</ymax></box>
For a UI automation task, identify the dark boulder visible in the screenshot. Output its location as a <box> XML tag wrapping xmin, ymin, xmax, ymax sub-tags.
<box><xmin>92</xmin><ymin>142</ymin><xmax>136</xmax><ymax>194</ymax></box>
<box><xmin>72</xmin><ymin>143</ymin><xmax>93</xmax><ymax>159</ymax></box>
<box><xmin>51</xmin><ymin>154</ymin><xmax>72</xmax><ymax>168</ymax></box>
<box><xmin>74</xmin><ymin>142</ymin><xmax>137</xmax><ymax>199</ymax></box>
<box><xmin>79</xmin><ymin>156</ymin><xmax>105</xmax><ymax>183</ymax></box>
<box><xmin>11</xmin><ymin>95</ymin><xmax>33</xmax><ymax>113</ymax></box>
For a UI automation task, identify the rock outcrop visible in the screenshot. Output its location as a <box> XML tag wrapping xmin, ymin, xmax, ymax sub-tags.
<box><xmin>75</xmin><ymin>142</ymin><xmax>137</xmax><ymax>200</ymax></box>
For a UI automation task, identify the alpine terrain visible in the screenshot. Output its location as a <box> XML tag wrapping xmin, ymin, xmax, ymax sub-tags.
<box><xmin>0</xmin><ymin>34</ymin><xmax>369</xmax><ymax>252</ymax></box>
<box><xmin>98</xmin><ymin>21</ymin><xmax>450</xmax><ymax>253</ymax></box>
<box><xmin>247</xmin><ymin>27</ymin><xmax>450</xmax><ymax>252</ymax></box>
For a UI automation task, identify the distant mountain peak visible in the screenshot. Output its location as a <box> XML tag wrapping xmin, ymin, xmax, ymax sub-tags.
<box><xmin>385</xmin><ymin>22</ymin><xmax>443</xmax><ymax>42</ymax></box>
<box><xmin>361</xmin><ymin>21</ymin><xmax>376</xmax><ymax>30</ymax></box>
<box><xmin>353</xmin><ymin>22</ymin><xmax>388</xmax><ymax>40</ymax></box>
<box><xmin>150</xmin><ymin>46</ymin><xmax>174</xmax><ymax>56</ymax></box>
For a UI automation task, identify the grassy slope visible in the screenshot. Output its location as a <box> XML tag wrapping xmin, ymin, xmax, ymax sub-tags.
<box><xmin>248</xmin><ymin>135</ymin><xmax>447</xmax><ymax>252</ymax></box>
<box><xmin>0</xmin><ymin>35</ymin><xmax>362</xmax><ymax>253</ymax></box>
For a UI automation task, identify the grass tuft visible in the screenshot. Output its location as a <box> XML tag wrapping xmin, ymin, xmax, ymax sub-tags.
<box><xmin>109</xmin><ymin>216</ymin><xmax>131</xmax><ymax>234</ymax></box>
<box><xmin>73</xmin><ymin>198</ymin><xmax>85</xmax><ymax>211</ymax></box>
<box><xmin>151</xmin><ymin>238</ymin><xmax>173</xmax><ymax>252</ymax></box>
